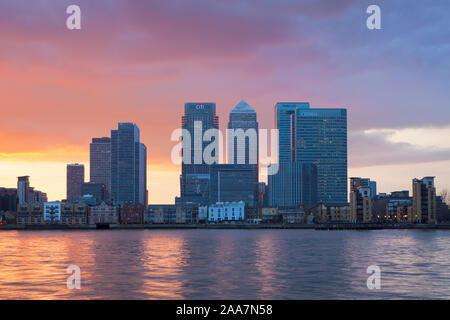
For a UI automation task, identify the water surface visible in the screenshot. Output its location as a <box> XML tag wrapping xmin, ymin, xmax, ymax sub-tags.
<box><xmin>0</xmin><ymin>229</ymin><xmax>449</xmax><ymax>299</ymax></box>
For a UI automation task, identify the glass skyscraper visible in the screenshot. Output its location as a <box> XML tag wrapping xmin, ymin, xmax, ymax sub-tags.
<box><xmin>274</xmin><ymin>103</ymin><xmax>347</xmax><ymax>204</ymax></box>
<box><xmin>226</xmin><ymin>100</ymin><xmax>259</xmax><ymax>204</ymax></box>
<box><xmin>110</xmin><ymin>123</ymin><xmax>147</xmax><ymax>206</ymax></box>
<box><xmin>90</xmin><ymin>137</ymin><xmax>111</xmax><ymax>198</ymax></box>
<box><xmin>179</xmin><ymin>103</ymin><xmax>219</xmax><ymax>204</ymax></box>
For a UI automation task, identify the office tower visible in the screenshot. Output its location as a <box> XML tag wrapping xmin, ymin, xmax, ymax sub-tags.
<box><xmin>227</xmin><ymin>100</ymin><xmax>258</xmax><ymax>165</ymax></box>
<box><xmin>90</xmin><ymin>137</ymin><xmax>111</xmax><ymax>198</ymax></box>
<box><xmin>227</xmin><ymin>100</ymin><xmax>259</xmax><ymax>204</ymax></box>
<box><xmin>209</xmin><ymin>164</ymin><xmax>257</xmax><ymax>206</ymax></box>
<box><xmin>275</xmin><ymin>102</ymin><xmax>347</xmax><ymax>204</ymax></box>
<box><xmin>17</xmin><ymin>176</ymin><xmax>30</xmax><ymax>204</ymax></box>
<box><xmin>179</xmin><ymin>103</ymin><xmax>219</xmax><ymax>204</ymax></box>
<box><xmin>111</xmin><ymin>123</ymin><xmax>147</xmax><ymax>206</ymax></box>
<box><xmin>67</xmin><ymin>163</ymin><xmax>85</xmax><ymax>201</ymax></box>
<box><xmin>268</xmin><ymin>162</ymin><xmax>318</xmax><ymax>207</ymax></box>
<box><xmin>350</xmin><ymin>177</ymin><xmax>377</xmax><ymax>199</ymax></box>
<box><xmin>412</xmin><ymin>176</ymin><xmax>436</xmax><ymax>224</ymax></box>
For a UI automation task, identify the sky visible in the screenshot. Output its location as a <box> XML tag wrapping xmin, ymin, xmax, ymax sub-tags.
<box><xmin>0</xmin><ymin>0</ymin><xmax>450</xmax><ymax>203</ymax></box>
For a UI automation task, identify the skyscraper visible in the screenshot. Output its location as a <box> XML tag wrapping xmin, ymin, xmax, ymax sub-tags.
<box><xmin>227</xmin><ymin>100</ymin><xmax>258</xmax><ymax>165</ymax></box>
<box><xmin>110</xmin><ymin>123</ymin><xmax>147</xmax><ymax>206</ymax></box>
<box><xmin>275</xmin><ymin>102</ymin><xmax>347</xmax><ymax>204</ymax></box>
<box><xmin>67</xmin><ymin>163</ymin><xmax>85</xmax><ymax>201</ymax></box>
<box><xmin>179</xmin><ymin>103</ymin><xmax>219</xmax><ymax>204</ymax></box>
<box><xmin>90</xmin><ymin>137</ymin><xmax>111</xmax><ymax>198</ymax></box>
<box><xmin>227</xmin><ymin>100</ymin><xmax>259</xmax><ymax>203</ymax></box>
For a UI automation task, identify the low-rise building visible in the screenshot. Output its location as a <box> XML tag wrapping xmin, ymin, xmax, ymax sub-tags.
<box><xmin>208</xmin><ymin>201</ymin><xmax>245</xmax><ymax>223</ymax></box>
<box><xmin>120</xmin><ymin>202</ymin><xmax>145</xmax><ymax>224</ymax></box>
<box><xmin>313</xmin><ymin>203</ymin><xmax>351</xmax><ymax>223</ymax></box>
<box><xmin>89</xmin><ymin>202</ymin><xmax>119</xmax><ymax>225</ymax></box>
<box><xmin>148</xmin><ymin>205</ymin><xmax>176</xmax><ymax>224</ymax></box>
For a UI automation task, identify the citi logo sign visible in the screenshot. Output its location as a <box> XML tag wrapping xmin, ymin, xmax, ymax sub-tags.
<box><xmin>195</xmin><ymin>104</ymin><xmax>206</xmax><ymax>110</ymax></box>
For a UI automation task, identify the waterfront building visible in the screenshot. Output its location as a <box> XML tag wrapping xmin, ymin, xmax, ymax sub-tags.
<box><xmin>412</xmin><ymin>177</ymin><xmax>436</xmax><ymax>224</ymax></box>
<box><xmin>17</xmin><ymin>203</ymin><xmax>43</xmax><ymax>225</ymax></box>
<box><xmin>209</xmin><ymin>164</ymin><xmax>257</xmax><ymax>206</ymax></box>
<box><xmin>120</xmin><ymin>202</ymin><xmax>145</xmax><ymax>224</ymax></box>
<box><xmin>198</xmin><ymin>206</ymin><xmax>208</xmax><ymax>223</ymax></box>
<box><xmin>0</xmin><ymin>188</ymin><xmax>17</xmax><ymax>213</ymax></box>
<box><xmin>208</xmin><ymin>201</ymin><xmax>245</xmax><ymax>223</ymax></box>
<box><xmin>350</xmin><ymin>187</ymin><xmax>373</xmax><ymax>222</ymax></box>
<box><xmin>67</xmin><ymin>164</ymin><xmax>85</xmax><ymax>201</ymax></box>
<box><xmin>179</xmin><ymin>103</ymin><xmax>219</xmax><ymax>204</ymax></box>
<box><xmin>81</xmin><ymin>182</ymin><xmax>106</xmax><ymax>203</ymax></box>
<box><xmin>175</xmin><ymin>203</ymin><xmax>199</xmax><ymax>224</ymax></box>
<box><xmin>275</xmin><ymin>102</ymin><xmax>347</xmax><ymax>204</ymax></box>
<box><xmin>312</xmin><ymin>203</ymin><xmax>351</xmax><ymax>223</ymax></box>
<box><xmin>111</xmin><ymin>123</ymin><xmax>147</xmax><ymax>206</ymax></box>
<box><xmin>61</xmin><ymin>202</ymin><xmax>88</xmax><ymax>224</ymax></box>
<box><xmin>89</xmin><ymin>202</ymin><xmax>119</xmax><ymax>225</ymax></box>
<box><xmin>278</xmin><ymin>207</ymin><xmax>311</xmax><ymax>224</ymax></box>
<box><xmin>268</xmin><ymin>162</ymin><xmax>318</xmax><ymax>207</ymax></box>
<box><xmin>350</xmin><ymin>177</ymin><xmax>377</xmax><ymax>199</ymax></box>
<box><xmin>148</xmin><ymin>205</ymin><xmax>176</xmax><ymax>224</ymax></box>
<box><xmin>90</xmin><ymin>137</ymin><xmax>111</xmax><ymax>198</ymax></box>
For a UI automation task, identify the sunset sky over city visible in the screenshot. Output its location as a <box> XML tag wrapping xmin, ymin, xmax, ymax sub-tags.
<box><xmin>1</xmin><ymin>0</ymin><xmax>449</xmax><ymax>203</ymax></box>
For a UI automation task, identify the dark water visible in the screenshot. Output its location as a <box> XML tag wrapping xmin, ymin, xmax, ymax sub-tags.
<box><xmin>1</xmin><ymin>229</ymin><xmax>450</xmax><ymax>299</ymax></box>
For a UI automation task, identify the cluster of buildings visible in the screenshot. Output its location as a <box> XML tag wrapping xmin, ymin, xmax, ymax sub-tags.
<box><xmin>1</xmin><ymin>100</ymin><xmax>449</xmax><ymax>226</ymax></box>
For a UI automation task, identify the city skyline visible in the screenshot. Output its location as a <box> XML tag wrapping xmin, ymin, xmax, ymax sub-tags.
<box><xmin>1</xmin><ymin>1</ymin><xmax>450</xmax><ymax>203</ymax></box>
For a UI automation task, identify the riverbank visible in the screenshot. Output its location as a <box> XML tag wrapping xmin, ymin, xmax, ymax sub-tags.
<box><xmin>1</xmin><ymin>223</ymin><xmax>450</xmax><ymax>231</ymax></box>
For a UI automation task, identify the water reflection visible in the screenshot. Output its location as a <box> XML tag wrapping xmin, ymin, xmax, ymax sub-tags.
<box><xmin>1</xmin><ymin>229</ymin><xmax>450</xmax><ymax>299</ymax></box>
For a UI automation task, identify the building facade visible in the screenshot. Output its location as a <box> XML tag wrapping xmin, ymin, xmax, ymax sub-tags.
<box><xmin>120</xmin><ymin>202</ymin><xmax>145</xmax><ymax>224</ymax></box>
<box><xmin>209</xmin><ymin>164</ymin><xmax>257</xmax><ymax>206</ymax></box>
<box><xmin>89</xmin><ymin>202</ymin><xmax>119</xmax><ymax>225</ymax></box>
<box><xmin>111</xmin><ymin>123</ymin><xmax>147</xmax><ymax>206</ymax></box>
<box><xmin>268</xmin><ymin>162</ymin><xmax>318</xmax><ymax>207</ymax></box>
<box><xmin>81</xmin><ymin>182</ymin><xmax>106</xmax><ymax>203</ymax></box>
<box><xmin>179</xmin><ymin>103</ymin><xmax>219</xmax><ymax>204</ymax></box>
<box><xmin>208</xmin><ymin>201</ymin><xmax>245</xmax><ymax>223</ymax></box>
<box><xmin>350</xmin><ymin>187</ymin><xmax>373</xmax><ymax>222</ymax></box>
<box><xmin>0</xmin><ymin>188</ymin><xmax>17</xmax><ymax>213</ymax></box>
<box><xmin>90</xmin><ymin>137</ymin><xmax>111</xmax><ymax>198</ymax></box>
<box><xmin>67</xmin><ymin>164</ymin><xmax>85</xmax><ymax>201</ymax></box>
<box><xmin>275</xmin><ymin>102</ymin><xmax>347</xmax><ymax>204</ymax></box>
<box><xmin>412</xmin><ymin>177</ymin><xmax>436</xmax><ymax>224</ymax></box>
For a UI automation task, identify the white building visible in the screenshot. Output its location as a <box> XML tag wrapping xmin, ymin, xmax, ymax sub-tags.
<box><xmin>208</xmin><ymin>201</ymin><xmax>245</xmax><ymax>223</ymax></box>
<box><xmin>43</xmin><ymin>202</ymin><xmax>61</xmax><ymax>223</ymax></box>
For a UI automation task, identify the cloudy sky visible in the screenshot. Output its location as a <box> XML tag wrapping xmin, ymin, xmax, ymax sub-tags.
<box><xmin>1</xmin><ymin>0</ymin><xmax>449</xmax><ymax>203</ymax></box>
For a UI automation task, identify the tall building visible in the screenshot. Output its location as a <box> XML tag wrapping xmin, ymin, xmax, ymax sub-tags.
<box><xmin>275</xmin><ymin>102</ymin><xmax>347</xmax><ymax>204</ymax></box>
<box><xmin>227</xmin><ymin>100</ymin><xmax>259</xmax><ymax>204</ymax></box>
<box><xmin>90</xmin><ymin>137</ymin><xmax>111</xmax><ymax>198</ymax></box>
<box><xmin>227</xmin><ymin>100</ymin><xmax>259</xmax><ymax>165</ymax></box>
<box><xmin>180</xmin><ymin>103</ymin><xmax>219</xmax><ymax>204</ymax></box>
<box><xmin>268</xmin><ymin>162</ymin><xmax>318</xmax><ymax>207</ymax></box>
<box><xmin>111</xmin><ymin>123</ymin><xmax>147</xmax><ymax>206</ymax></box>
<box><xmin>67</xmin><ymin>164</ymin><xmax>85</xmax><ymax>201</ymax></box>
<box><xmin>350</xmin><ymin>177</ymin><xmax>377</xmax><ymax>199</ymax></box>
<box><xmin>17</xmin><ymin>176</ymin><xmax>30</xmax><ymax>204</ymax></box>
<box><xmin>412</xmin><ymin>176</ymin><xmax>436</xmax><ymax>224</ymax></box>
<box><xmin>209</xmin><ymin>164</ymin><xmax>257</xmax><ymax>206</ymax></box>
